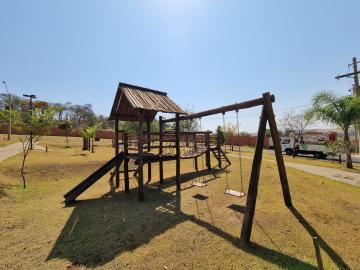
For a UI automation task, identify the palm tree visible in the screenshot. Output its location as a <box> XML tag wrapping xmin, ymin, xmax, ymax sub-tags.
<box><xmin>309</xmin><ymin>91</ymin><xmax>360</xmax><ymax>168</ymax></box>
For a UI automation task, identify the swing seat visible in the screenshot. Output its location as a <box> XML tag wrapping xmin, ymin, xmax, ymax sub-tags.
<box><xmin>192</xmin><ymin>182</ymin><xmax>207</xmax><ymax>187</ymax></box>
<box><xmin>224</xmin><ymin>189</ymin><xmax>245</xmax><ymax>197</ymax></box>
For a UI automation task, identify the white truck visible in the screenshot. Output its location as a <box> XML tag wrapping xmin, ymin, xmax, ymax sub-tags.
<box><xmin>279</xmin><ymin>132</ymin><xmax>337</xmax><ymax>159</ymax></box>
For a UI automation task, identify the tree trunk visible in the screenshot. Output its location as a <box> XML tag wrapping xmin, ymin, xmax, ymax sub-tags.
<box><xmin>91</xmin><ymin>138</ymin><xmax>94</xmax><ymax>153</ymax></box>
<box><xmin>21</xmin><ymin>156</ymin><xmax>26</xmax><ymax>189</ymax></box>
<box><xmin>292</xmin><ymin>137</ymin><xmax>297</xmax><ymax>159</ymax></box>
<box><xmin>82</xmin><ymin>137</ymin><xmax>88</xmax><ymax>150</ymax></box>
<box><xmin>344</xmin><ymin>129</ymin><xmax>353</xmax><ymax>169</ymax></box>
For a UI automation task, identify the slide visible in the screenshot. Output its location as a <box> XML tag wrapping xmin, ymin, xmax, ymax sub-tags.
<box><xmin>64</xmin><ymin>151</ymin><xmax>125</xmax><ymax>204</ymax></box>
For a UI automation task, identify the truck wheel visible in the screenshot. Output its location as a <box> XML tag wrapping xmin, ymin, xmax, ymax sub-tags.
<box><xmin>285</xmin><ymin>149</ymin><xmax>292</xmax><ymax>155</ymax></box>
<box><xmin>314</xmin><ymin>152</ymin><xmax>321</xmax><ymax>159</ymax></box>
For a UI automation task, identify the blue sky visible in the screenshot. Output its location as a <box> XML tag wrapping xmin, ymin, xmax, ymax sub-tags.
<box><xmin>1</xmin><ymin>0</ymin><xmax>359</xmax><ymax>132</ymax></box>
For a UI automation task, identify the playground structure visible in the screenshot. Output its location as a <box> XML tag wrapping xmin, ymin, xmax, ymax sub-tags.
<box><xmin>64</xmin><ymin>82</ymin><xmax>292</xmax><ymax>244</ymax></box>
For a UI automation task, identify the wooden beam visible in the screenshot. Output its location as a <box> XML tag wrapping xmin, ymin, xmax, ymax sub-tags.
<box><xmin>124</xmin><ymin>132</ymin><xmax>130</xmax><ymax>193</ymax></box>
<box><xmin>263</xmin><ymin>92</ymin><xmax>292</xmax><ymax>207</ymax></box>
<box><xmin>193</xmin><ymin>133</ymin><xmax>198</xmax><ymax>171</ymax></box>
<box><xmin>115</xmin><ymin>115</ymin><xmax>120</xmax><ymax>188</ymax></box>
<box><xmin>240</xmin><ymin>106</ymin><xmax>267</xmax><ymax>244</ymax></box>
<box><xmin>146</xmin><ymin>118</ymin><xmax>152</xmax><ymax>183</ymax></box>
<box><xmin>162</xmin><ymin>95</ymin><xmax>275</xmax><ymax>123</ymax></box>
<box><xmin>217</xmin><ymin>133</ymin><xmax>222</xmax><ymax>168</ymax></box>
<box><xmin>175</xmin><ymin>113</ymin><xmax>181</xmax><ymax>189</ymax></box>
<box><xmin>206</xmin><ymin>132</ymin><xmax>211</xmax><ymax>170</ymax></box>
<box><xmin>137</xmin><ymin>110</ymin><xmax>144</xmax><ymax>201</ymax></box>
<box><xmin>159</xmin><ymin>116</ymin><xmax>164</xmax><ymax>184</ymax></box>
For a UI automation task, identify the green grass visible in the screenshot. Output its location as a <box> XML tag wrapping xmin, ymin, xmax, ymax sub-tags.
<box><xmin>0</xmin><ymin>139</ymin><xmax>359</xmax><ymax>269</ymax></box>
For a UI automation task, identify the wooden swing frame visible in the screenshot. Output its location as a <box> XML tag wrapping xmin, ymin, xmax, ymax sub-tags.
<box><xmin>163</xmin><ymin>92</ymin><xmax>293</xmax><ymax>244</ymax></box>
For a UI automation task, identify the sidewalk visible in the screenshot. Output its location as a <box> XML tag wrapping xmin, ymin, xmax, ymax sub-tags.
<box><xmin>0</xmin><ymin>142</ymin><xmax>45</xmax><ymax>162</ymax></box>
<box><xmin>228</xmin><ymin>153</ymin><xmax>360</xmax><ymax>187</ymax></box>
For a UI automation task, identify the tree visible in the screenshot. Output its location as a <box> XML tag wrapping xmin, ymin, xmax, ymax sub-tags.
<box><xmin>280</xmin><ymin>110</ymin><xmax>313</xmax><ymax>158</ymax></box>
<box><xmin>224</xmin><ymin>123</ymin><xmax>236</xmax><ymax>145</ymax></box>
<box><xmin>216</xmin><ymin>125</ymin><xmax>225</xmax><ymax>145</ymax></box>
<box><xmin>13</xmin><ymin>107</ymin><xmax>54</xmax><ymax>188</ymax></box>
<box><xmin>309</xmin><ymin>91</ymin><xmax>360</xmax><ymax>168</ymax></box>
<box><xmin>327</xmin><ymin>138</ymin><xmax>345</xmax><ymax>161</ymax></box>
<box><xmin>81</xmin><ymin>125</ymin><xmax>99</xmax><ymax>153</ymax></box>
<box><xmin>239</xmin><ymin>131</ymin><xmax>250</xmax><ymax>136</ymax></box>
<box><xmin>58</xmin><ymin>121</ymin><xmax>72</xmax><ymax>148</ymax></box>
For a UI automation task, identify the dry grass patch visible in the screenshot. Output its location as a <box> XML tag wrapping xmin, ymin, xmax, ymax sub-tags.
<box><xmin>0</xmin><ymin>142</ymin><xmax>359</xmax><ymax>269</ymax></box>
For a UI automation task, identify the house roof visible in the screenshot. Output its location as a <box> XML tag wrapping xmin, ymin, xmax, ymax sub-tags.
<box><xmin>109</xmin><ymin>82</ymin><xmax>186</xmax><ymax>121</ymax></box>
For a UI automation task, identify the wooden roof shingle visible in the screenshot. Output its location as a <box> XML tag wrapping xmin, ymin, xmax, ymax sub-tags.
<box><xmin>109</xmin><ymin>82</ymin><xmax>186</xmax><ymax>121</ymax></box>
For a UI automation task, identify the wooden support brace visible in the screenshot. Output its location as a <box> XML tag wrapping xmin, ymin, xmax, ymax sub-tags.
<box><xmin>115</xmin><ymin>115</ymin><xmax>120</xmax><ymax>188</ymax></box>
<box><xmin>159</xmin><ymin>116</ymin><xmax>164</xmax><ymax>184</ymax></box>
<box><xmin>263</xmin><ymin>92</ymin><xmax>292</xmax><ymax>207</ymax></box>
<box><xmin>175</xmin><ymin>113</ymin><xmax>181</xmax><ymax>189</ymax></box>
<box><xmin>206</xmin><ymin>132</ymin><xmax>211</xmax><ymax>170</ymax></box>
<box><xmin>146</xmin><ymin>118</ymin><xmax>152</xmax><ymax>183</ymax></box>
<box><xmin>240</xmin><ymin>106</ymin><xmax>267</xmax><ymax>244</ymax></box>
<box><xmin>137</xmin><ymin>110</ymin><xmax>144</xmax><ymax>201</ymax></box>
<box><xmin>124</xmin><ymin>132</ymin><xmax>130</xmax><ymax>193</ymax></box>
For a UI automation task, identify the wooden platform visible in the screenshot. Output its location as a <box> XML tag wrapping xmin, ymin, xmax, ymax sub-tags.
<box><xmin>128</xmin><ymin>153</ymin><xmax>177</xmax><ymax>164</ymax></box>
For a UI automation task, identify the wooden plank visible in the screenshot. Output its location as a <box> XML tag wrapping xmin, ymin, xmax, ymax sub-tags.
<box><xmin>124</xmin><ymin>132</ymin><xmax>130</xmax><ymax>193</ymax></box>
<box><xmin>217</xmin><ymin>133</ymin><xmax>222</xmax><ymax>168</ymax></box>
<box><xmin>193</xmin><ymin>133</ymin><xmax>198</xmax><ymax>171</ymax></box>
<box><xmin>262</xmin><ymin>92</ymin><xmax>292</xmax><ymax>207</ymax></box>
<box><xmin>162</xmin><ymin>95</ymin><xmax>275</xmax><ymax>123</ymax></box>
<box><xmin>175</xmin><ymin>113</ymin><xmax>181</xmax><ymax>189</ymax></box>
<box><xmin>224</xmin><ymin>189</ymin><xmax>245</xmax><ymax>197</ymax></box>
<box><xmin>206</xmin><ymin>133</ymin><xmax>211</xmax><ymax>170</ymax></box>
<box><xmin>159</xmin><ymin>116</ymin><xmax>164</xmax><ymax>184</ymax></box>
<box><xmin>240</xmin><ymin>106</ymin><xmax>267</xmax><ymax>244</ymax></box>
<box><xmin>147</xmin><ymin>118</ymin><xmax>152</xmax><ymax>183</ymax></box>
<box><xmin>115</xmin><ymin>115</ymin><xmax>120</xmax><ymax>188</ymax></box>
<box><xmin>137</xmin><ymin>110</ymin><xmax>144</xmax><ymax>201</ymax></box>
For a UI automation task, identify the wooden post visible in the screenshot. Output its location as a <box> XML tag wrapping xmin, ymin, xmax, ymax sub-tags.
<box><xmin>175</xmin><ymin>113</ymin><xmax>181</xmax><ymax>189</ymax></box>
<box><xmin>206</xmin><ymin>132</ymin><xmax>211</xmax><ymax>170</ymax></box>
<box><xmin>240</xmin><ymin>107</ymin><xmax>267</xmax><ymax>244</ymax></box>
<box><xmin>217</xmin><ymin>132</ymin><xmax>222</xmax><ymax>168</ymax></box>
<box><xmin>312</xmin><ymin>237</ymin><xmax>324</xmax><ymax>270</ymax></box>
<box><xmin>115</xmin><ymin>115</ymin><xmax>120</xmax><ymax>188</ymax></box>
<box><xmin>193</xmin><ymin>133</ymin><xmax>198</xmax><ymax>171</ymax></box>
<box><xmin>159</xmin><ymin>116</ymin><xmax>164</xmax><ymax>184</ymax></box>
<box><xmin>138</xmin><ymin>110</ymin><xmax>144</xmax><ymax>201</ymax></box>
<box><xmin>124</xmin><ymin>132</ymin><xmax>130</xmax><ymax>193</ymax></box>
<box><xmin>146</xmin><ymin>118</ymin><xmax>152</xmax><ymax>183</ymax></box>
<box><xmin>263</xmin><ymin>92</ymin><xmax>292</xmax><ymax>207</ymax></box>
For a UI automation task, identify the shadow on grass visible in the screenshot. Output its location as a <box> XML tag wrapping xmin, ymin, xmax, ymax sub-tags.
<box><xmin>48</xmin><ymin>172</ymin><xmax>318</xmax><ymax>269</ymax></box>
<box><xmin>158</xmin><ymin>168</ymin><xmax>222</xmax><ymax>191</ymax></box>
<box><xmin>289</xmin><ymin>207</ymin><xmax>351</xmax><ymax>270</ymax></box>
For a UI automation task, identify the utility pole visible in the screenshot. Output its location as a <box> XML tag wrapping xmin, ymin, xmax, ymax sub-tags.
<box><xmin>335</xmin><ymin>57</ymin><xmax>360</xmax><ymax>152</ymax></box>
<box><xmin>2</xmin><ymin>81</ymin><xmax>11</xmax><ymax>140</ymax></box>
<box><xmin>23</xmin><ymin>94</ymin><xmax>37</xmax><ymax>150</ymax></box>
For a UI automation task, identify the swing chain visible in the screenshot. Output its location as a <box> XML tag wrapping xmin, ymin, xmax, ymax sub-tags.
<box><xmin>236</xmin><ymin>110</ymin><xmax>245</xmax><ymax>194</ymax></box>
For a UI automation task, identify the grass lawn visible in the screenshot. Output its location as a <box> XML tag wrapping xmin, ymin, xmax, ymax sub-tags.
<box><xmin>0</xmin><ymin>138</ymin><xmax>359</xmax><ymax>269</ymax></box>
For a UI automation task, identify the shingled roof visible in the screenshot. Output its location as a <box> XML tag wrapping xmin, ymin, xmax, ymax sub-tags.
<box><xmin>109</xmin><ymin>82</ymin><xmax>186</xmax><ymax>121</ymax></box>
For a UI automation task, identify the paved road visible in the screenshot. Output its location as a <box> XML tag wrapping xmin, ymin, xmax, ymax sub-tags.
<box><xmin>228</xmin><ymin>153</ymin><xmax>360</xmax><ymax>187</ymax></box>
<box><xmin>0</xmin><ymin>142</ymin><xmax>45</xmax><ymax>162</ymax></box>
